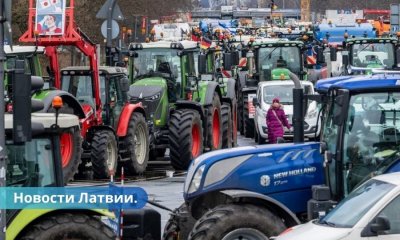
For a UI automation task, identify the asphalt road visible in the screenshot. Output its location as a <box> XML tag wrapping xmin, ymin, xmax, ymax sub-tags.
<box><xmin>132</xmin><ymin>134</ymin><xmax>257</xmax><ymax>233</ymax></box>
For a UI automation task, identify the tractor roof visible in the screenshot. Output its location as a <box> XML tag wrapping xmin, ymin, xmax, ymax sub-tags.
<box><xmin>252</xmin><ymin>40</ymin><xmax>304</xmax><ymax>48</ymax></box>
<box><xmin>130</xmin><ymin>40</ymin><xmax>198</xmax><ymax>50</ymax></box>
<box><xmin>61</xmin><ymin>66</ymin><xmax>127</xmax><ymax>75</ymax></box>
<box><xmin>315</xmin><ymin>74</ymin><xmax>400</xmax><ymax>93</ymax></box>
<box><xmin>345</xmin><ymin>38</ymin><xmax>398</xmax><ymax>44</ymax></box>
<box><xmin>5</xmin><ymin>45</ymin><xmax>45</xmax><ymax>54</ymax></box>
<box><xmin>5</xmin><ymin>113</ymin><xmax>79</xmax><ymax>130</ymax></box>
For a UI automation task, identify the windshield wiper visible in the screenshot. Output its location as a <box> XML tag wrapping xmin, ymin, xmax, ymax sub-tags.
<box><xmin>319</xmin><ymin>219</ymin><xmax>337</xmax><ymax>227</ymax></box>
<box><xmin>264</xmin><ymin>47</ymin><xmax>279</xmax><ymax>60</ymax></box>
<box><xmin>357</xmin><ymin>44</ymin><xmax>372</xmax><ymax>54</ymax></box>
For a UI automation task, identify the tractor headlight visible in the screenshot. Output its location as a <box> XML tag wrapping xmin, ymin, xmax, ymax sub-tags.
<box><xmin>188</xmin><ymin>165</ymin><xmax>205</xmax><ymax>194</ymax></box>
<box><xmin>145</xmin><ymin>93</ymin><xmax>160</xmax><ymax>101</ymax></box>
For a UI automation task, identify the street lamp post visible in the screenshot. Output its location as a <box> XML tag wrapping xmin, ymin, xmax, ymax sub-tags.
<box><xmin>106</xmin><ymin>0</ymin><xmax>117</xmax><ymax>66</ymax></box>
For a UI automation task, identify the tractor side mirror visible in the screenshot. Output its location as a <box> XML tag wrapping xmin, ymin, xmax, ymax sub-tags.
<box><xmin>129</xmin><ymin>51</ymin><xmax>139</xmax><ymax>58</ymax></box>
<box><xmin>330</xmin><ymin>47</ymin><xmax>337</xmax><ymax>62</ymax></box>
<box><xmin>232</xmin><ymin>51</ymin><xmax>239</xmax><ymax>66</ymax></box>
<box><xmin>333</xmin><ymin>89</ymin><xmax>349</xmax><ymax>126</ymax></box>
<box><xmin>396</xmin><ymin>48</ymin><xmax>400</xmax><ymax>67</ymax></box>
<box><xmin>120</xmin><ymin>77</ymin><xmax>130</xmax><ymax>92</ymax></box>
<box><xmin>198</xmin><ymin>54</ymin><xmax>207</xmax><ymax>75</ymax></box>
<box><xmin>252</xmin><ymin>97</ymin><xmax>259</xmax><ymax>107</ymax></box>
<box><xmin>316</xmin><ymin>47</ymin><xmax>325</xmax><ymax>64</ymax></box>
<box><xmin>223</xmin><ymin>53</ymin><xmax>233</xmax><ymax>70</ymax></box>
<box><xmin>342</xmin><ymin>53</ymin><xmax>349</xmax><ymax>66</ymax></box>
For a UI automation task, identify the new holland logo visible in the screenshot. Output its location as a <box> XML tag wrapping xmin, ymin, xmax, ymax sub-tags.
<box><xmin>260</xmin><ymin>175</ymin><xmax>271</xmax><ymax>187</ymax></box>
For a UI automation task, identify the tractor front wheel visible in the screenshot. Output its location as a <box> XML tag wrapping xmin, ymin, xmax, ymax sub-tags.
<box><xmin>207</xmin><ymin>93</ymin><xmax>222</xmax><ymax>151</ymax></box>
<box><xmin>221</xmin><ymin>104</ymin><xmax>232</xmax><ymax>148</ymax></box>
<box><xmin>19</xmin><ymin>213</ymin><xmax>115</xmax><ymax>240</ymax></box>
<box><xmin>91</xmin><ymin>130</ymin><xmax>118</xmax><ymax>179</ymax></box>
<box><xmin>169</xmin><ymin>110</ymin><xmax>203</xmax><ymax>170</ymax></box>
<box><xmin>60</xmin><ymin>127</ymin><xmax>82</xmax><ymax>183</ymax></box>
<box><xmin>121</xmin><ymin>112</ymin><xmax>149</xmax><ymax>175</ymax></box>
<box><xmin>189</xmin><ymin>204</ymin><xmax>286</xmax><ymax>240</ymax></box>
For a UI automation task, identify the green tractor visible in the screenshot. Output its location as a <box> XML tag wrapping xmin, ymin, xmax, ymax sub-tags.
<box><xmin>341</xmin><ymin>37</ymin><xmax>399</xmax><ymax>75</ymax></box>
<box><xmin>238</xmin><ymin>39</ymin><xmax>307</xmax><ymax>138</ymax></box>
<box><xmin>199</xmin><ymin>41</ymin><xmax>239</xmax><ymax>147</ymax></box>
<box><xmin>4</xmin><ymin>46</ymin><xmax>83</xmax><ymax>182</ymax></box>
<box><xmin>4</xmin><ymin>62</ymin><xmax>160</xmax><ymax>239</ymax></box>
<box><xmin>128</xmin><ymin>40</ymin><xmax>232</xmax><ymax>170</ymax></box>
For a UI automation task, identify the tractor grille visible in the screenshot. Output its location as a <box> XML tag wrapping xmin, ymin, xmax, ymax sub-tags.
<box><xmin>131</xmin><ymin>98</ymin><xmax>161</xmax><ymax>120</ymax></box>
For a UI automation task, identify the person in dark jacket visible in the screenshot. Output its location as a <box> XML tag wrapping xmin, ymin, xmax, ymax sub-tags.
<box><xmin>266</xmin><ymin>98</ymin><xmax>292</xmax><ymax>143</ymax></box>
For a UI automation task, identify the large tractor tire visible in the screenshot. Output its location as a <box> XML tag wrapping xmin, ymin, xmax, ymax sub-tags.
<box><xmin>19</xmin><ymin>213</ymin><xmax>116</xmax><ymax>240</ymax></box>
<box><xmin>238</xmin><ymin>93</ymin><xmax>244</xmax><ymax>136</ymax></box>
<box><xmin>169</xmin><ymin>110</ymin><xmax>203</xmax><ymax>170</ymax></box>
<box><xmin>206</xmin><ymin>93</ymin><xmax>222</xmax><ymax>151</ymax></box>
<box><xmin>91</xmin><ymin>130</ymin><xmax>118</xmax><ymax>179</ymax></box>
<box><xmin>121</xmin><ymin>112</ymin><xmax>149</xmax><ymax>175</ymax></box>
<box><xmin>189</xmin><ymin>204</ymin><xmax>286</xmax><ymax>240</ymax></box>
<box><xmin>243</xmin><ymin>95</ymin><xmax>255</xmax><ymax>138</ymax></box>
<box><xmin>163</xmin><ymin>203</ymin><xmax>196</xmax><ymax>240</ymax></box>
<box><xmin>231</xmin><ymin>98</ymin><xmax>238</xmax><ymax>147</ymax></box>
<box><xmin>48</xmin><ymin>105</ymin><xmax>82</xmax><ymax>183</ymax></box>
<box><xmin>221</xmin><ymin>104</ymin><xmax>232</xmax><ymax>149</ymax></box>
<box><xmin>60</xmin><ymin>127</ymin><xmax>82</xmax><ymax>183</ymax></box>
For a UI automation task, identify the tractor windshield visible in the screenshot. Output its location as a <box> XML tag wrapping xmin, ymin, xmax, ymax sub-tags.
<box><xmin>258</xmin><ymin>46</ymin><xmax>301</xmax><ymax>81</ymax></box>
<box><xmin>350</xmin><ymin>43</ymin><xmax>395</xmax><ymax>69</ymax></box>
<box><xmin>61</xmin><ymin>75</ymin><xmax>95</xmax><ymax>108</ymax></box>
<box><xmin>6</xmin><ymin>138</ymin><xmax>56</xmax><ymax>187</ymax></box>
<box><xmin>133</xmin><ymin>48</ymin><xmax>182</xmax><ymax>83</ymax></box>
<box><xmin>342</xmin><ymin>92</ymin><xmax>400</xmax><ymax>194</ymax></box>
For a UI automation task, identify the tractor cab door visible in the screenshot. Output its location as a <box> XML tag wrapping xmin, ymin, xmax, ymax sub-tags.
<box><xmin>323</xmin><ymin>90</ymin><xmax>400</xmax><ymax>201</ymax></box>
<box><xmin>61</xmin><ymin>74</ymin><xmax>95</xmax><ymax>113</ymax></box>
<box><xmin>99</xmin><ymin>74</ymin><xmax>126</xmax><ymax>128</ymax></box>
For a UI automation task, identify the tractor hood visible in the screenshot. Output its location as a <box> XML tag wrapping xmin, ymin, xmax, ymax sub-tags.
<box><xmin>129</xmin><ymin>77</ymin><xmax>166</xmax><ymax>100</ymax></box>
<box><xmin>184</xmin><ymin>142</ymin><xmax>325</xmax><ymax>213</ymax></box>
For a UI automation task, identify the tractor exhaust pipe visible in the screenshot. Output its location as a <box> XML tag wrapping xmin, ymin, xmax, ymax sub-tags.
<box><xmin>289</xmin><ymin>72</ymin><xmax>304</xmax><ymax>143</ymax></box>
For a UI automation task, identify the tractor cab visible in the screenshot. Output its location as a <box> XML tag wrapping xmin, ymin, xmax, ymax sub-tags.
<box><xmin>61</xmin><ymin>66</ymin><xmax>129</xmax><ymax>128</ymax></box>
<box><xmin>129</xmin><ymin>41</ymin><xmax>198</xmax><ymax>103</ymax></box>
<box><xmin>341</xmin><ymin>38</ymin><xmax>399</xmax><ymax>75</ymax></box>
<box><xmin>250</xmin><ymin>40</ymin><xmax>306</xmax><ymax>81</ymax></box>
<box><xmin>317</xmin><ymin>76</ymin><xmax>400</xmax><ymax>199</ymax></box>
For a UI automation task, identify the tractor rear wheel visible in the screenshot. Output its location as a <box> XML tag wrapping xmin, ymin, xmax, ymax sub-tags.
<box><xmin>207</xmin><ymin>93</ymin><xmax>222</xmax><ymax>151</ymax></box>
<box><xmin>169</xmin><ymin>110</ymin><xmax>203</xmax><ymax>170</ymax></box>
<box><xmin>91</xmin><ymin>130</ymin><xmax>118</xmax><ymax>179</ymax></box>
<box><xmin>19</xmin><ymin>213</ymin><xmax>115</xmax><ymax>240</ymax></box>
<box><xmin>238</xmin><ymin>93</ymin><xmax>244</xmax><ymax>136</ymax></box>
<box><xmin>221</xmin><ymin>104</ymin><xmax>232</xmax><ymax>149</ymax></box>
<box><xmin>60</xmin><ymin>127</ymin><xmax>82</xmax><ymax>183</ymax></box>
<box><xmin>231</xmin><ymin>98</ymin><xmax>238</xmax><ymax>147</ymax></box>
<box><xmin>244</xmin><ymin>95</ymin><xmax>255</xmax><ymax>138</ymax></box>
<box><xmin>48</xmin><ymin>104</ymin><xmax>82</xmax><ymax>183</ymax></box>
<box><xmin>121</xmin><ymin>112</ymin><xmax>149</xmax><ymax>175</ymax></box>
<box><xmin>189</xmin><ymin>204</ymin><xmax>286</xmax><ymax>240</ymax></box>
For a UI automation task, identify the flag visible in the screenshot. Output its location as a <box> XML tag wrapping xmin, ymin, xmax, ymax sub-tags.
<box><xmin>39</xmin><ymin>0</ymin><xmax>51</xmax><ymax>9</ymax></box>
<box><xmin>200</xmin><ymin>36</ymin><xmax>212</xmax><ymax>50</ymax></box>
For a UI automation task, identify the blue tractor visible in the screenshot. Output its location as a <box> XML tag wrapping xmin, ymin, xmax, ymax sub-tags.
<box><xmin>163</xmin><ymin>73</ymin><xmax>400</xmax><ymax>240</ymax></box>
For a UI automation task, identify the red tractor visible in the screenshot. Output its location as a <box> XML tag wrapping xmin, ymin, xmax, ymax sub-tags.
<box><xmin>20</xmin><ymin>0</ymin><xmax>150</xmax><ymax>180</ymax></box>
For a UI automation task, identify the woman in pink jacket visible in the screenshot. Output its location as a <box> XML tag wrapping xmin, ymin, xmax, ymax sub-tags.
<box><xmin>266</xmin><ymin>98</ymin><xmax>292</xmax><ymax>143</ymax></box>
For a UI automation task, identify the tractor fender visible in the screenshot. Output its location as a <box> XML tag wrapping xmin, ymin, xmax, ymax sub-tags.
<box><xmin>220</xmin><ymin>189</ymin><xmax>301</xmax><ymax>227</ymax></box>
<box><xmin>175</xmin><ymin>100</ymin><xmax>206</xmax><ymax>119</ymax></box>
<box><xmin>116</xmin><ymin>102</ymin><xmax>146</xmax><ymax>137</ymax></box>
<box><xmin>224</xmin><ymin>78</ymin><xmax>236</xmax><ymax>100</ymax></box>
<box><xmin>8</xmin><ymin>209</ymin><xmax>114</xmax><ymax>240</ymax></box>
<box><xmin>37</xmin><ymin>90</ymin><xmax>85</xmax><ymax>119</ymax></box>
<box><xmin>204</xmin><ymin>81</ymin><xmax>222</xmax><ymax>106</ymax></box>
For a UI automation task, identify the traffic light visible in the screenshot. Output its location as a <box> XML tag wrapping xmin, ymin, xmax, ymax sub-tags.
<box><xmin>12</xmin><ymin>60</ymin><xmax>44</xmax><ymax>143</ymax></box>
